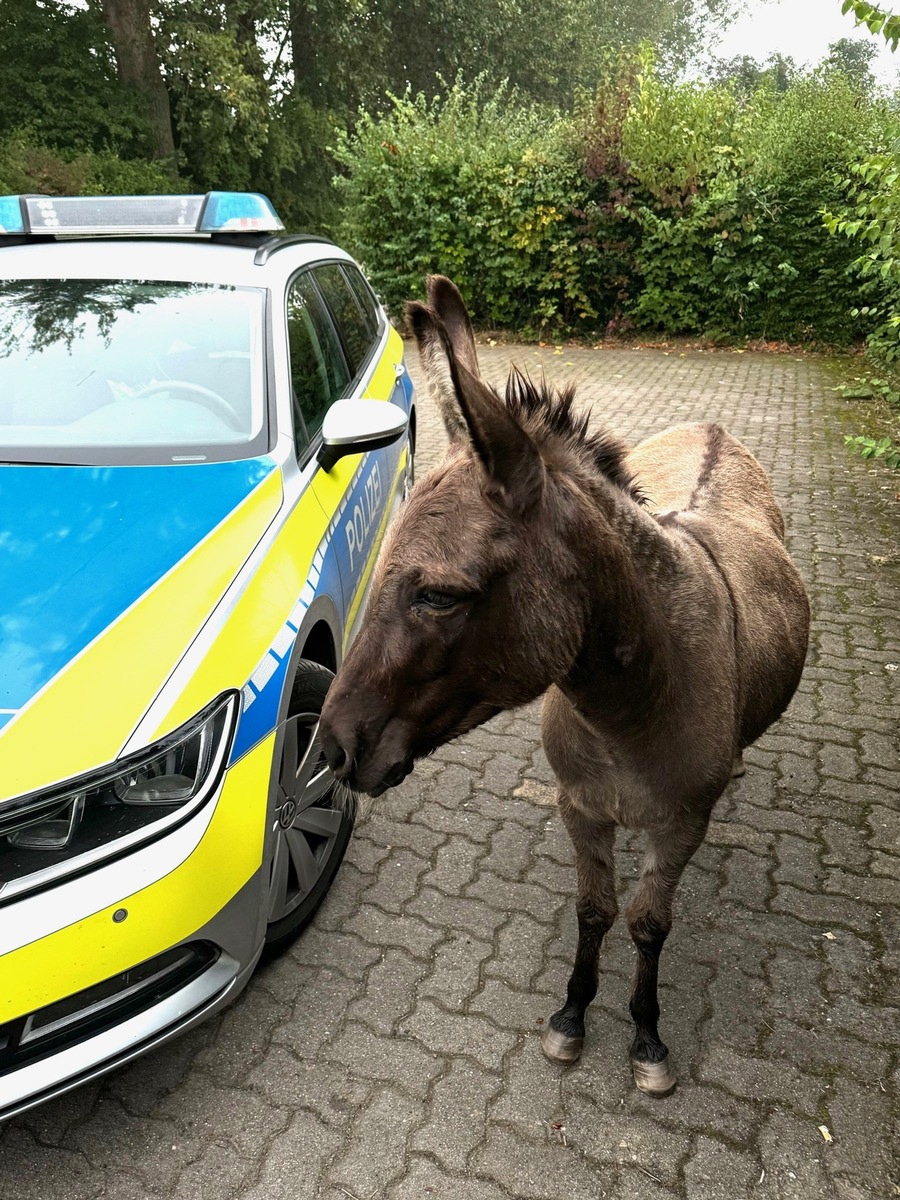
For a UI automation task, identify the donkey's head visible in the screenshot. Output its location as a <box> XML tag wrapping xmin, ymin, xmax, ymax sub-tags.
<box><xmin>319</xmin><ymin>276</ymin><xmax>629</xmax><ymax>796</ymax></box>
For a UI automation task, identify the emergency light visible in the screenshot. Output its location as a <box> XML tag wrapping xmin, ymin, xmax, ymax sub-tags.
<box><xmin>0</xmin><ymin>192</ymin><xmax>284</xmax><ymax>237</ymax></box>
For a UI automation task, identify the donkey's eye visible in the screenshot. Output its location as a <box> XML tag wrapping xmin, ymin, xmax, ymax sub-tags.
<box><xmin>415</xmin><ymin>588</ymin><xmax>459</xmax><ymax>611</ymax></box>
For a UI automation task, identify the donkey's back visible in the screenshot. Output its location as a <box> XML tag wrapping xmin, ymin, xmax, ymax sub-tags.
<box><xmin>628</xmin><ymin>420</ymin><xmax>809</xmax><ymax>750</ymax></box>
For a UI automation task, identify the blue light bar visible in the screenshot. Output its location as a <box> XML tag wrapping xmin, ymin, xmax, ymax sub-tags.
<box><xmin>0</xmin><ymin>192</ymin><xmax>284</xmax><ymax>237</ymax></box>
<box><xmin>199</xmin><ymin>192</ymin><xmax>284</xmax><ymax>232</ymax></box>
<box><xmin>0</xmin><ymin>196</ymin><xmax>25</xmax><ymax>234</ymax></box>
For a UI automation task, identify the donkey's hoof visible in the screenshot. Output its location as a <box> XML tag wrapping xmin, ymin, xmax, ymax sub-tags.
<box><xmin>631</xmin><ymin>1056</ymin><xmax>677</xmax><ymax>1097</ymax></box>
<box><xmin>731</xmin><ymin>754</ymin><xmax>746</xmax><ymax>778</ymax></box>
<box><xmin>541</xmin><ymin>1026</ymin><xmax>584</xmax><ymax>1065</ymax></box>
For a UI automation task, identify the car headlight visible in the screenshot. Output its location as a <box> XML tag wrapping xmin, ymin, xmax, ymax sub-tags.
<box><xmin>0</xmin><ymin>692</ymin><xmax>238</xmax><ymax>897</ymax></box>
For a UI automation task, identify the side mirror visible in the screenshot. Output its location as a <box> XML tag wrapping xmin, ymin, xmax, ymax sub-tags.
<box><xmin>316</xmin><ymin>398</ymin><xmax>409</xmax><ymax>472</ymax></box>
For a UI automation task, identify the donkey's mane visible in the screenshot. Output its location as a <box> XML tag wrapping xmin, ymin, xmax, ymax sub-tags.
<box><xmin>503</xmin><ymin>367</ymin><xmax>644</xmax><ymax>504</ymax></box>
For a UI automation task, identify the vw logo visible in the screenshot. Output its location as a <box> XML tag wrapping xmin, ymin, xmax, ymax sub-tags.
<box><xmin>278</xmin><ymin>799</ymin><xmax>296</xmax><ymax>829</ymax></box>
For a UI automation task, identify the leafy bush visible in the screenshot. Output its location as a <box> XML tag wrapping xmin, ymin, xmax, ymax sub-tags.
<box><xmin>612</xmin><ymin>64</ymin><xmax>879</xmax><ymax>341</ymax></box>
<box><xmin>0</xmin><ymin>136</ymin><xmax>188</xmax><ymax>199</ymax></box>
<box><xmin>333</xmin><ymin>79</ymin><xmax>599</xmax><ymax>333</ymax></box>
<box><xmin>826</xmin><ymin>123</ymin><xmax>900</xmax><ymax>368</ymax></box>
<box><xmin>845</xmin><ymin>434</ymin><xmax>900</xmax><ymax>468</ymax></box>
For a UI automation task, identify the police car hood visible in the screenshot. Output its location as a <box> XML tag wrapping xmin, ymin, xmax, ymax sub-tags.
<box><xmin>0</xmin><ymin>459</ymin><xmax>280</xmax><ymax>790</ymax></box>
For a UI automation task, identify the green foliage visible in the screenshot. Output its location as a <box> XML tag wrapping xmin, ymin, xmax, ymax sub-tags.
<box><xmin>0</xmin><ymin>0</ymin><xmax>151</xmax><ymax>156</ymax></box>
<box><xmin>826</xmin><ymin>124</ymin><xmax>900</xmax><ymax>365</ymax></box>
<box><xmin>575</xmin><ymin>59</ymin><xmax>877</xmax><ymax>341</ymax></box>
<box><xmin>845</xmin><ymin>434</ymin><xmax>900</xmax><ymax>467</ymax></box>
<box><xmin>333</xmin><ymin>80</ymin><xmax>598</xmax><ymax>333</ymax></box>
<box><xmin>330</xmin><ymin>54</ymin><xmax>894</xmax><ymax>341</ymax></box>
<box><xmin>841</xmin><ymin>0</ymin><xmax>900</xmax><ymax>50</ymax></box>
<box><xmin>0</xmin><ymin>136</ymin><xmax>186</xmax><ymax>197</ymax></box>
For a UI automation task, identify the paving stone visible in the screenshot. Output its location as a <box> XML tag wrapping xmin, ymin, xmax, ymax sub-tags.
<box><xmin>563</xmin><ymin>1091</ymin><xmax>690</xmax><ymax>1187</ymax></box>
<box><xmin>406</xmin><ymin>887</ymin><xmax>506</xmax><ymax>941</ymax></box>
<box><xmin>345</xmin><ymin>908</ymin><xmax>445</xmax><ymax>958</ymax></box>
<box><xmin>468</xmin><ymin>977</ymin><xmax>560</xmax><ymax>1036</ymax></box>
<box><xmin>409</xmin><ymin>1058</ymin><xmax>502</xmax><ymax>1170</ymax></box>
<box><xmin>756</xmin><ymin>1109</ymin><xmax>839</xmax><ymax>1200</ymax></box>
<box><xmin>474</xmin><ymin>1123</ymin><xmax>617</xmax><ymax>1200</ymax></box>
<box><xmin>346</xmin><ymin>946</ymin><xmax>429</xmax><ymax>1034</ymax></box>
<box><xmin>763</xmin><ymin>1017</ymin><xmax>891</xmax><ymax>1084</ymax></box>
<box><xmin>682</xmin><ymin>1135</ymin><xmax>761</xmax><ymax>1199</ymax></box>
<box><xmin>246</xmin><ymin>1045</ymin><xmax>372</xmax><ymax>1128</ymax></box>
<box><xmin>423</xmin><ymin>835</ymin><xmax>487</xmax><ymax>895</ymax></box>
<box><xmin>390</xmin><ymin>1158</ymin><xmax>513</xmax><ymax>1200</ymax></box>
<box><xmin>328</xmin><ymin>1086</ymin><xmax>421</xmax><ymax>1196</ymax></box>
<box><xmin>400</xmin><ymin>998</ymin><xmax>517</xmax><ymax>1069</ymax></box>
<box><xmin>771</xmin><ymin>885</ymin><xmax>875</xmax><ymax>935</ymax></box>
<box><xmin>697</xmin><ymin>1041</ymin><xmax>823</xmax><ymax>1115</ymax></box>
<box><xmin>64</xmin><ymin>1096</ymin><xmax>191</xmax><ymax>1192</ymax></box>
<box><xmin>479</xmin><ymin>820</ymin><xmax>537</xmax><ymax>879</ymax></box>
<box><xmin>822</xmin><ymin>1074</ymin><xmax>897</xmax><ymax>1190</ymax></box>
<box><xmin>362</xmin><ymin>846</ymin><xmax>431</xmax><ymax>913</ymax></box>
<box><xmin>172</xmin><ymin>1142</ymin><xmax>253</xmax><ymax>1200</ymax></box>
<box><xmin>239</xmin><ymin>1110</ymin><xmax>341</xmax><ymax>1200</ymax></box>
<box><xmin>424</xmin><ymin>761</ymin><xmax>479</xmax><ymax>805</ymax></box>
<box><xmin>466</xmin><ymin>871</ymin><xmax>565</xmax><ymax>923</ymax></box>
<box><xmin>321</xmin><ymin>1021</ymin><xmax>443</xmax><ymax>1099</ymax></box>
<box><xmin>417</xmin><ymin>930</ymin><xmax>493</xmax><ymax>1009</ymax></box>
<box><xmin>0</xmin><ymin>1126</ymin><xmax>103</xmax><ymax>1200</ymax></box>
<box><xmin>484</xmin><ymin>912</ymin><xmax>557</xmax><ymax>990</ymax></box>
<box><xmin>270</xmin><ymin>966</ymin><xmax>362</xmax><ymax>1055</ymax></box>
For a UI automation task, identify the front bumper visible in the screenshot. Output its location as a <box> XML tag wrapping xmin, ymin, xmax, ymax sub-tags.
<box><xmin>0</xmin><ymin>942</ymin><xmax>255</xmax><ymax>1122</ymax></box>
<box><xmin>0</xmin><ymin>734</ymin><xmax>275</xmax><ymax>1121</ymax></box>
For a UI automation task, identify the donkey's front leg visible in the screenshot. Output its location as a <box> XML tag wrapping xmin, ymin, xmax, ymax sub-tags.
<box><xmin>542</xmin><ymin>798</ymin><xmax>617</xmax><ymax>1065</ymax></box>
<box><xmin>625</xmin><ymin>818</ymin><xmax>708</xmax><ymax>1097</ymax></box>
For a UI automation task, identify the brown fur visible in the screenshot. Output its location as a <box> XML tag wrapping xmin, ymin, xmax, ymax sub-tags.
<box><xmin>320</xmin><ymin>275</ymin><xmax>810</xmax><ymax>1086</ymax></box>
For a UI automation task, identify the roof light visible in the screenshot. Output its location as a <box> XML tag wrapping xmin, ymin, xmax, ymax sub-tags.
<box><xmin>0</xmin><ymin>192</ymin><xmax>284</xmax><ymax>237</ymax></box>
<box><xmin>198</xmin><ymin>192</ymin><xmax>284</xmax><ymax>232</ymax></box>
<box><xmin>0</xmin><ymin>196</ymin><xmax>25</xmax><ymax>234</ymax></box>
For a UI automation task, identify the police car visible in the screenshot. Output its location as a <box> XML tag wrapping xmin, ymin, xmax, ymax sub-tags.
<box><xmin>0</xmin><ymin>192</ymin><xmax>414</xmax><ymax>1118</ymax></box>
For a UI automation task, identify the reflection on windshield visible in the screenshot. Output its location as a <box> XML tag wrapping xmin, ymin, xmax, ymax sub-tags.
<box><xmin>0</xmin><ymin>279</ymin><xmax>267</xmax><ymax>465</ymax></box>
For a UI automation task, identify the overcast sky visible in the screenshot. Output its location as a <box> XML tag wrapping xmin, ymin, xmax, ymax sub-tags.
<box><xmin>708</xmin><ymin>0</ymin><xmax>899</xmax><ymax>81</ymax></box>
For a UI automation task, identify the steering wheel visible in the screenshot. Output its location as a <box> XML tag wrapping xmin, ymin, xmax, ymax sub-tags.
<box><xmin>132</xmin><ymin>380</ymin><xmax>243</xmax><ymax>432</ymax></box>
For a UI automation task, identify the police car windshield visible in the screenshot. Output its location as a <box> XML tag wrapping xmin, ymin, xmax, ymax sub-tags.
<box><xmin>0</xmin><ymin>279</ymin><xmax>268</xmax><ymax>465</ymax></box>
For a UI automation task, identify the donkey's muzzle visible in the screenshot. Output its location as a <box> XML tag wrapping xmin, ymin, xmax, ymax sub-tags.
<box><xmin>319</xmin><ymin>700</ymin><xmax>414</xmax><ymax>798</ymax></box>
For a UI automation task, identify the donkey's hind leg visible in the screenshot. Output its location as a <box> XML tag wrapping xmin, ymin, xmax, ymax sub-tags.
<box><xmin>542</xmin><ymin>796</ymin><xmax>617</xmax><ymax>1065</ymax></box>
<box><xmin>626</xmin><ymin>817</ymin><xmax>709</xmax><ymax>1097</ymax></box>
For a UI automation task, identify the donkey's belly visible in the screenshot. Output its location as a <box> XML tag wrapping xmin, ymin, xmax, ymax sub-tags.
<box><xmin>540</xmin><ymin>687</ymin><xmax>729</xmax><ymax>830</ymax></box>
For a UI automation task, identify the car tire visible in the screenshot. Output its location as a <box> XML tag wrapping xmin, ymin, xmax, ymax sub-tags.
<box><xmin>262</xmin><ymin>659</ymin><xmax>354</xmax><ymax>955</ymax></box>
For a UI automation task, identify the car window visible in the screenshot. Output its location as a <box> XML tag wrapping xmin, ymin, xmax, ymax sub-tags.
<box><xmin>343</xmin><ymin>265</ymin><xmax>382</xmax><ymax>343</ymax></box>
<box><xmin>313</xmin><ymin>264</ymin><xmax>373</xmax><ymax>379</ymax></box>
<box><xmin>0</xmin><ymin>279</ymin><xmax>267</xmax><ymax>466</ymax></box>
<box><xmin>286</xmin><ymin>272</ymin><xmax>351</xmax><ymax>449</ymax></box>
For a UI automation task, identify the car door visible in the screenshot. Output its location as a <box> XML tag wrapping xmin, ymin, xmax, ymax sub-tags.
<box><xmin>285</xmin><ymin>263</ymin><xmax>408</xmax><ymax>651</ymax></box>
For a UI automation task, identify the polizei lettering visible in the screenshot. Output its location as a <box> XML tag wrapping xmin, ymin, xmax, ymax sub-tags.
<box><xmin>345</xmin><ymin>461</ymin><xmax>383</xmax><ymax>571</ymax></box>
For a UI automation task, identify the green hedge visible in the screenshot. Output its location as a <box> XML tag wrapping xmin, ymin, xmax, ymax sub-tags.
<box><xmin>334</xmin><ymin>62</ymin><xmax>890</xmax><ymax>343</ymax></box>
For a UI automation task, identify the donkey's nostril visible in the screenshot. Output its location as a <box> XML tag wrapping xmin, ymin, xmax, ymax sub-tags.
<box><xmin>322</xmin><ymin>729</ymin><xmax>356</xmax><ymax>779</ymax></box>
<box><xmin>324</xmin><ymin>741</ymin><xmax>347</xmax><ymax>775</ymax></box>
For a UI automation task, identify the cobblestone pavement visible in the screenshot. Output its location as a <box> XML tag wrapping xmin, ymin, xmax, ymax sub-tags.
<box><xmin>2</xmin><ymin>346</ymin><xmax>898</xmax><ymax>1200</ymax></box>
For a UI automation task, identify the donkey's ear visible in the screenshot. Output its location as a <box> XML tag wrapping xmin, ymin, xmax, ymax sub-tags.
<box><xmin>425</xmin><ymin>275</ymin><xmax>481</xmax><ymax>380</ymax></box>
<box><xmin>446</xmin><ymin>349</ymin><xmax>545</xmax><ymax>518</ymax></box>
<box><xmin>405</xmin><ymin>299</ymin><xmax>469</xmax><ymax>441</ymax></box>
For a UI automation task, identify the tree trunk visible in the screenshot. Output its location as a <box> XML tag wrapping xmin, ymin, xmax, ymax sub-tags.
<box><xmin>101</xmin><ymin>0</ymin><xmax>175</xmax><ymax>160</ymax></box>
<box><xmin>289</xmin><ymin>0</ymin><xmax>318</xmax><ymax>100</ymax></box>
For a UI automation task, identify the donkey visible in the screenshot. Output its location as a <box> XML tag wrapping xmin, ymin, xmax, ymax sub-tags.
<box><xmin>320</xmin><ymin>276</ymin><xmax>810</xmax><ymax>1096</ymax></box>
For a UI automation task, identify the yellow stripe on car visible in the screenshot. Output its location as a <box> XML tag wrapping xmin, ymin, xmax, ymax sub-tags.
<box><xmin>0</xmin><ymin>733</ymin><xmax>272</xmax><ymax>1021</ymax></box>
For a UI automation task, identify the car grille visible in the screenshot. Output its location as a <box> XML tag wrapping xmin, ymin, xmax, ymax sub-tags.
<box><xmin>0</xmin><ymin>941</ymin><xmax>219</xmax><ymax>1075</ymax></box>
